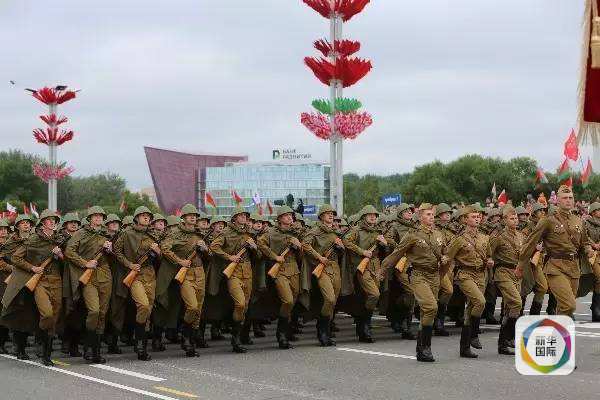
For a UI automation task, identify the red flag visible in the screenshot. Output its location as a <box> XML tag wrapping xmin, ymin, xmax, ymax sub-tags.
<box><xmin>205</xmin><ymin>192</ymin><xmax>217</xmax><ymax>208</ymax></box>
<box><xmin>558</xmin><ymin>158</ymin><xmax>571</xmax><ymax>183</ymax></box>
<box><xmin>232</xmin><ymin>190</ymin><xmax>243</xmax><ymax>204</ymax></box>
<box><xmin>581</xmin><ymin>158</ymin><xmax>593</xmax><ymax>187</ymax></box>
<box><xmin>175</xmin><ymin>208</ymin><xmax>182</xmax><ymax>216</ymax></box>
<box><xmin>267</xmin><ymin>200</ymin><xmax>273</xmax><ymax>215</ymax></box>
<box><xmin>119</xmin><ymin>198</ymin><xmax>127</xmax><ymax>213</ymax></box>
<box><xmin>563</xmin><ymin>129</ymin><xmax>579</xmax><ymax>161</ymax></box>
<box><xmin>497</xmin><ymin>190</ymin><xmax>508</xmax><ymax>206</ymax></box>
<box><xmin>257</xmin><ymin>203</ymin><xmax>263</xmax><ymax>216</ymax></box>
<box><xmin>535</xmin><ymin>168</ymin><xmax>549</xmax><ymax>184</ymax></box>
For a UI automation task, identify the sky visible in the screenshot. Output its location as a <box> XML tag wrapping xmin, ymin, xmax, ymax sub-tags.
<box><xmin>0</xmin><ymin>0</ymin><xmax>589</xmax><ymax>190</ymax></box>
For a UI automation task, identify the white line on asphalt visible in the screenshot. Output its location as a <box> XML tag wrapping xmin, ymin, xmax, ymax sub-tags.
<box><xmin>91</xmin><ymin>364</ymin><xmax>166</xmax><ymax>382</ymax></box>
<box><xmin>0</xmin><ymin>355</ymin><xmax>178</xmax><ymax>400</ymax></box>
<box><xmin>575</xmin><ymin>322</ymin><xmax>600</xmax><ymax>329</ymax></box>
<box><xmin>336</xmin><ymin>347</ymin><xmax>417</xmax><ymax>360</ymax></box>
<box><xmin>576</xmin><ymin>331</ymin><xmax>600</xmax><ymax>336</ymax></box>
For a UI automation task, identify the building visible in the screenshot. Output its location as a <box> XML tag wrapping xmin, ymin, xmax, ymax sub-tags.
<box><xmin>139</xmin><ymin>187</ymin><xmax>158</xmax><ymax>206</ymax></box>
<box><xmin>201</xmin><ymin>161</ymin><xmax>330</xmax><ymax>217</ymax></box>
<box><xmin>144</xmin><ymin>146</ymin><xmax>247</xmax><ymax>214</ymax></box>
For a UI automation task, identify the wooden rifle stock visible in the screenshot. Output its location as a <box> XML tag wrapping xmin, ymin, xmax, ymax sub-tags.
<box><xmin>122</xmin><ymin>253</ymin><xmax>150</xmax><ymax>288</ymax></box>
<box><xmin>24</xmin><ymin>257</ymin><xmax>54</xmax><ymax>292</ymax></box>
<box><xmin>313</xmin><ymin>247</ymin><xmax>335</xmax><ymax>279</ymax></box>
<box><xmin>79</xmin><ymin>234</ymin><xmax>119</xmax><ymax>286</ymax></box>
<box><xmin>395</xmin><ymin>256</ymin><xmax>408</xmax><ymax>273</ymax></box>
<box><xmin>4</xmin><ymin>273</ymin><xmax>11</xmax><ymax>284</ymax></box>
<box><xmin>267</xmin><ymin>248</ymin><xmax>291</xmax><ymax>278</ymax></box>
<box><xmin>223</xmin><ymin>248</ymin><xmax>247</xmax><ymax>279</ymax></box>
<box><xmin>356</xmin><ymin>245</ymin><xmax>377</xmax><ymax>274</ymax></box>
<box><xmin>590</xmin><ymin>251</ymin><xmax>598</xmax><ymax>267</ymax></box>
<box><xmin>530</xmin><ymin>250</ymin><xmax>541</xmax><ymax>267</ymax></box>
<box><xmin>174</xmin><ymin>248</ymin><xmax>202</xmax><ymax>284</ymax></box>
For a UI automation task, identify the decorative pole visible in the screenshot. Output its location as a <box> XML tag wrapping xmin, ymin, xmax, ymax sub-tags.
<box><xmin>29</xmin><ymin>86</ymin><xmax>77</xmax><ymax>211</ymax></box>
<box><xmin>301</xmin><ymin>0</ymin><xmax>373</xmax><ymax>216</ymax></box>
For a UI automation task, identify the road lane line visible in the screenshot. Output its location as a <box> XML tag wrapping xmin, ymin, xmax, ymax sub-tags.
<box><xmin>0</xmin><ymin>355</ymin><xmax>178</xmax><ymax>400</ymax></box>
<box><xmin>154</xmin><ymin>386</ymin><xmax>198</xmax><ymax>398</ymax></box>
<box><xmin>51</xmin><ymin>360</ymin><xmax>70</xmax><ymax>366</ymax></box>
<box><xmin>91</xmin><ymin>364</ymin><xmax>166</xmax><ymax>382</ymax></box>
<box><xmin>336</xmin><ymin>347</ymin><xmax>416</xmax><ymax>360</ymax></box>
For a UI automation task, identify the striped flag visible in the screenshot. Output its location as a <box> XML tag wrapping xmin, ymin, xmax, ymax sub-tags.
<box><xmin>536</xmin><ymin>168</ymin><xmax>549</xmax><ymax>184</ymax></box>
<box><xmin>232</xmin><ymin>190</ymin><xmax>243</xmax><ymax>204</ymax></box>
<box><xmin>205</xmin><ymin>192</ymin><xmax>217</xmax><ymax>208</ymax></box>
<box><xmin>581</xmin><ymin>158</ymin><xmax>593</xmax><ymax>187</ymax></box>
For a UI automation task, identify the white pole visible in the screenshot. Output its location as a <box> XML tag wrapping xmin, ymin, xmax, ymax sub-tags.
<box><xmin>335</xmin><ymin>16</ymin><xmax>344</xmax><ymax>216</ymax></box>
<box><xmin>48</xmin><ymin>103</ymin><xmax>57</xmax><ymax>212</ymax></box>
<box><xmin>328</xmin><ymin>15</ymin><xmax>337</xmax><ymax>209</ymax></box>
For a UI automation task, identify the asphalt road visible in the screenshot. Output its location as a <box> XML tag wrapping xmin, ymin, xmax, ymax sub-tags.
<box><xmin>1</xmin><ymin>294</ymin><xmax>599</xmax><ymax>400</ymax></box>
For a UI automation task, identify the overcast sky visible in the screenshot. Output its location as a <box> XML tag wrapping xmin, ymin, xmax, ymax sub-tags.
<box><xmin>0</xmin><ymin>0</ymin><xmax>589</xmax><ymax>190</ymax></box>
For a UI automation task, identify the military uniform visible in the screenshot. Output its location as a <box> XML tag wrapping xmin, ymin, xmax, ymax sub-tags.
<box><xmin>433</xmin><ymin>203</ymin><xmax>454</xmax><ymax>336</ymax></box>
<box><xmin>584</xmin><ymin>202</ymin><xmax>600</xmax><ymax>321</ymax></box>
<box><xmin>520</xmin><ymin>202</ymin><xmax>548</xmax><ymax>315</ymax></box>
<box><xmin>0</xmin><ymin>219</ymin><xmax>16</xmax><ymax>353</ymax></box>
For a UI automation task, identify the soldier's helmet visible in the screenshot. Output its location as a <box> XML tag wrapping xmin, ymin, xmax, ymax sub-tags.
<box><xmin>435</xmin><ymin>203</ymin><xmax>451</xmax><ymax>216</ymax></box>
<box><xmin>359</xmin><ymin>205</ymin><xmax>379</xmax><ymax>219</ymax></box>
<box><xmin>276</xmin><ymin>206</ymin><xmax>294</xmax><ymax>218</ymax></box>
<box><xmin>180</xmin><ymin>203</ymin><xmax>200</xmax><ymax>217</ymax></box>
<box><xmin>104</xmin><ymin>214</ymin><xmax>122</xmax><ymax>225</ymax></box>
<box><xmin>86</xmin><ymin>206</ymin><xmax>107</xmax><ymax>220</ymax></box>
<box><xmin>318</xmin><ymin>204</ymin><xmax>336</xmax><ymax>219</ymax></box>
<box><xmin>166</xmin><ymin>215</ymin><xmax>181</xmax><ymax>227</ymax></box>
<box><xmin>133</xmin><ymin>206</ymin><xmax>153</xmax><ymax>220</ymax></box>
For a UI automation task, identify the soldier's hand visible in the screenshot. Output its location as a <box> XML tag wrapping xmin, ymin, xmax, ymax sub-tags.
<box><xmin>85</xmin><ymin>260</ymin><xmax>98</xmax><ymax>269</ymax></box>
<box><xmin>486</xmin><ymin>258</ymin><xmax>494</xmax><ymax>268</ymax></box>
<box><xmin>229</xmin><ymin>255</ymin><xmax>242</xmax><ymax>263</ymax></box>
<box><xmin>275</xmin><ymin>256</ymin><xmax>285</xmax><ymax>264</ymax></box>
<box><xmin>246</xmin><ymin>238</ymin><xmax>257</xmax><ymax>249</ymax></box>
<box><xmin>515</xmin><ymin>266</ymin><xmax>523</xmax><ymax>279</ymax></box>
<box><xmin>363</xmin><ymin>250</ymin><xmax>373</xmax><ymax>258</ymax></box>
<box><xmin>197</xmin><ymin>240</ymin><xmax>207</xmax><ymax>250</ymax></box>
<box><xmin>289</xmin><ymin>237</ymin><xmax>301</xmax><ymax>249</ymax></box>
<box><xmin>441</xmin><ymin>255</ymin><xmax>449</xmax><ymax>265</ymax></box>
<box><xmin>377</xmin><ymin>235</ymin><xmax>387</xmax><ymax>245</ymax></box>
<box><xmin>318</xmin><ymin>256</ymin><xmax>329</xmax><ymax>265</ymax></box>
<box><xmin>32</xmin><ymin>266</ymin><xmax>44</xmax><ymax>274</ymax></box>
<box><xmin>334</xmin><ymin>237</ymin><xmax>344</xmax><ymax>248</ymax></box>
<box><xmin>179</xmin><ymin>259</ymin><xmax>191</xmax><ymax>268</ymax></box>
<box><xmin>103</xmin><ymin>241</ymin><xmax>113</xmax><ymax>251</ymax></box>
<box><xmin>150</xmin><ymin>243</ymin><xmax>160</xmax><ymax>254</ymax></box>
<box><xmin>52</xmin><ymin>246</ymin><xmax>62</xmax><ymax>255</ymax></box>
<box><xmin>536</xmin><ymin>243</ymin><xmax>543</xmax><ymax>251</ymax></box>
<box><xmin>593</xmin><ymin>242</ymin><xmax>600</xmax><ymax>251</ymax></box>
<box><xmin>130</xmin><ymin>263</ymin><xmax>141</xmax><ymax>272</ymax></box>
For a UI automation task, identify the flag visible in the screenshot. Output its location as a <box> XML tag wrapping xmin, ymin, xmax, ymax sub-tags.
<box><xmin>205</xmin><ymin>192</ymin><xmax>217</xmax><ymax>208</ymax></box>
<box><xmin>491</xmin><ymin>182</ymin><xmax>497</xmax><ymax>200</ymax></box>
<box><xmin>557</xmin><ymin>158</ymin><xmax>571</xmax><ymax>183</ymax></box>
<box><xmin>29</xmin><ymin>202</ymin><xmax>39</xmax><ymax>218</ymax></box>
<box><xmin>119</xmin><ymin>198</ymin><xmax>127</xmax><ymax>213</ymax></box>
<box><xmin>563</xmin><ymin>129</ymin><xmax>579</xmax><ymax>161</ymax></box>
<box><xmin>257</xmin><ymin>203</ymin><xmax>263</xmax><ymax>215</ymax></box>
<box><xmin>232</xmin><ymin>190</ymin><xmax>243</xmax><ymax>204</ymax></box>
<box><xmin>6</xmin><ymin>202</ymin><xmax>16</xmax><ymax>213</ymax></box>
<box><xmin>23</xmin><ymin>204</ymin><xmax>29</xmax><ymax>214</ymax></box>
<box><xmin>535</xmin><ymin>168</ymin><xmax>549</xmax><ymax>184</ymax></box>
<box><xmin>581</xmin><ymin>158</ymin><xmax>593</xmax><ymax>187</ymax></box>
<box><xmin>252</xmin><ymin>192</ymin><xmax>261</xmax><ymax>207</ymax></box>
<box><xmin>267</xmin><ymin>200</ymin><xmax>273</xmax><ymax>215</ymax></box>
<box><xmin>174</xmin><ymin>208</ymin><xmax>182</xmax><ymax>216</ymax></box>
<box><xmin>497</xmin><ymin>190</ymin><xmax>508</xmax><ymax>206</ymax></box>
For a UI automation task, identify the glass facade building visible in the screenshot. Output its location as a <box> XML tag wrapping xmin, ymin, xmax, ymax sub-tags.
<box><xmin>200</xmin><ymin>162</ymin><xmax>330</xmax><ymax>216</ymax></box>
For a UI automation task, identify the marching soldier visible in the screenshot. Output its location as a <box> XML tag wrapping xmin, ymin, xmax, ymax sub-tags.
<box><xmin>64</xmin><ymin>206</ymin><xmax>113</xmax><ymax>364</ymax></box>
<box><xmin>257</xmin><ymin>206</ymin><xmax>303</xmax><ymax>349</ymax></box>
<box><xmin>584</xmin><ymin>202</ymin><xmax>600</xmax><ymax>321</ymax></box>
<box><xmin>6</xmin><ymin>210</ymin><xmax>64</xmax><ymax>365</ymax></box>
<box><xmin>210</xmin><ymin>206</ymin><xmax>258</xmax><ymax>353</ymax></box>
<box><xmin>489</xmin><ymin>206</ymin><xmax>522</xmax><ymax>355</ymax></box>
<box><xmin>0</xmin><ymin>219</ymin><xmax>13</xmax><ymax>353</ymax></box>
<box><xmin>517</xmin><ymin>185</ymin><xmax>593</xmax><ymax>317</ymax></box>
<box><xmin>516</xmin><ymin>206</ymin><xmax>530</xmax><ymax>231</ymax></box>
<box><xmin>344</xmin><ymin>205</ymin><xmax>389</xmax><ymax>343</ymax></box>
<box><xmin>103</xmin><ymin>214</ymin><xmax>126</xmax><ymax>354</ymax></box>
<box><xmin>520</xmin><ymin>202</ymin><xmax>548</xmax><ymax>315</ymax></box>
<box><xmin>383</xmin><ymin>204</ymin><xmax>447</xmax><ymax>362</ymax></box>
<box><xmin>446</xmin><ymin>206</ymin><xmax>493</xmax><ymax>358</ymax></box>
<box><xmin>434</xmin><ymin>203</ymin><xmax>454</xmax><ymax>336</ymax></box>
<box><xmin>114</xmin><ymin>206</ymin><xmax>161</xmax><ymax>361</ymax></box>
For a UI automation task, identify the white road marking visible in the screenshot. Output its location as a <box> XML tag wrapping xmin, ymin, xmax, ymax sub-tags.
<box><xmin>336</xmin><ymin>347</ymin><xmax>416</xmax><ymax>360</ymax></box>
<box><xmin>91</xmin><ymin>364</ymin><xmax>166</xmax><ymax>382</ymax></box>
<box><xmin>0</xmin><ymin>355</ymin><xmax>178</xmax><ymax>400</ymax></box>
<box><xmin>575</xmin><ymin>322</ymin><xmax>600</xmax><ymax>329</ymax></box>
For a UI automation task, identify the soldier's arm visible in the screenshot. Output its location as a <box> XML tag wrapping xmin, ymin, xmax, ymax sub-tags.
<box><xmin>580</xmin><ymin>221</ymin><xmax>595</xmax><ymax>258</ymax></box>
<box><xmin>343</xmin><ymin>228</ymin><xmax>365</xmax><ymax>256</ymax></box>
<box><xmin>257</xmin><ymin>232</ymin><xmax>278</xmax><ymax>262</ymax></box>
<box><xmin>383</xmin><ymin>226</ymin><xmax>398</xmax><ymax>248</ymax></box>
<box><xmin>209</xmin><ymin>233</ymin><xmax>232</xmax><ymax>261</ymax></box>
<box><xmin>11</xmin><ymin>245</ymin><xmax>36</xmax><ymax>272</ymax></box>
<box><xmin>445</xmin><ymin>236</ymin><xmax>463</xmax><ymax>263</ymax></box>
<box><xmin>160</xmin><ymin>233</ymin><xmax>184</xmax><ymax>265</ymax></box>
<box><xmin>64</xmin><ymin>232</ymin><xmax>88</xmax><ymax>269</ymax></box>
<box><xmin>381</xmin><ymin>233</ymin><xmax>415</xmax><ymax>270</ymax></box>
<box><xmin>517</xmin><ymin>217</ymin><xmax>548</xmax><ymax>271</ymax></box>
<box><xmin>0</xmin><ymin>256</ymin><xmax>10</xmax><ymax>272</ymax></box>
<box><xmin>113</xmin><ymin>232</ymin><xmax>133</xmax><ymax>269</ymax></box>
<box><xmin>301</xmin><ymin>231</ymin><xmax>322</xmax><ymax>263</ymax></box>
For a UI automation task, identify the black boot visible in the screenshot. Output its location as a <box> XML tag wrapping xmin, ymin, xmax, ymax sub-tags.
<box><xmin>152</xmin><ymin>326</ymin><xmax>166</xmax><ymax>352</ymax></box>
<box><xmin>135</xmin><ymin>324</ymin><xmax>151</xmax><ymax>361</ymax></box>
<box><xmin>416</xmin><ymin>326</ymin><xmax>435</xmax><ymax>362</ymax></box>
<box><xmin>390</xmin><ymin>311</ymin><xmax>402</xmax><ymax>333</ymax></box>
<box><xmin>67</xmin><ymin>330</ymin><xmax>82</xmax><ymax>357</ymax></box>
<box><xmin>400</xmin><ymin>316</ymin><xmax>416</xmax><ymax>340</ymax></box>
<box><xmin>470</xmin><ymin>317</ymin><xmax>482</xmax><ymax>349</ymax></box>
<box><xmin>13</xmin><ymin>331</ymin><xmax>30</xmax><ymax>360</ymax></box>
<box><xmin>240</xmin><ymin>320</ymin><xmax>254</xmax><ymax>345</ymax></box>
<box><xmin>83</xmin><ymin>330</ymin><xmax>94</xmax><ymax>361</ymax></box>
<box><xmin>40</xmin><ymin>331</ymin><xmax>54</xmax><ymax>367</ymax></box>
<box><xmin>498</xmin><ymin>317</ymin><xmax>515</xmax><ymax>355</ymax></box>
<box><xmin>35</xmin><ymin>330</ymin><xmax>43</xmax><ymax>358</ymax></box>
<box><xmin>60</xmin><ymin>332</ymin><xmax>70</xmax><ymax>355</ymax></box>
<box><xmin>317</xmin><ymin>317</ymin><xmax>334</xmax><ymax>347</ymax></box>
<box><xmin>211</xmin><ymin>322</ymin><xmax>225</xmax><ymax>341</ymax></box>
<box><xmin>182</xmin><ymin>324</ymin><xmax>198</xmax><ymax>357</ymax></box>
<box><xmin>196</xmin><ymin>321</ymin><xmax>209</xmax><ymax>348</ymax></box>
<box><xmin>484</xmin><ymin>301</ymin><xmax>499</xmax><ymax>325</ymax></box>
<box><xmin>529</xmin><ymin>300</ymin><xmax>543</xmax><ymax>316</ymax></box>
<box><xmin>0</xmin><ymin>327</ymin><xmax>9</xmax><ymax>354</ymax></box>
<box><xmin>460</xmin><ymin>325</ymin><xmax>478</xmax><ymax>358</ymax></box>
<box><xmin>546</xmin><ymin>293</ymin><xmax>556</xmax><ymax>315</ymax></box>
<box><xmin>230</xmin><ymin>321</ymin><xmax>247</xmax><ymax>353</ymax></box>
<box><xmin>252</xmin><ymin>321</ymin><xmax>265</xmax><ymax>338</ymax></box>
<box><xmin>276</xmin><ymin>318</ymin><xmax>292</xmax><ymax>350</ymax></box>
<box><xmin>592</xmin><ymin>292</ymin><xmax>600</xmax><ymax>322</ymax></box>
<box><xmin>433</xmin><ymin>303</ymin><xmax>450</xmax><ymax>336</ymax></box>
<box><xmin>359</xmin><ymin>314</ymin><xmax>375</xmax><ymax>343</ymax></box>
<box><xmin>165</xmin><ymin>327</ymin><xmax>180</xmax><ymax>344</ymax></box>
<box><xmin>107</xmin><ymin>330</ymin><xmax>122</xmax><ymax>354</ymax></box>
<box><xmin>90</xmin><ymin>333</ymin><xmax>107</xmax><ymax>364</ymax></box>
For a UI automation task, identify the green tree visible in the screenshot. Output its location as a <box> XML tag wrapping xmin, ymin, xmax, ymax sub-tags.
<box><xmin>0</xmin><ymin>150</ymin><xmax>47</xmax><ymax>208</ymax></box>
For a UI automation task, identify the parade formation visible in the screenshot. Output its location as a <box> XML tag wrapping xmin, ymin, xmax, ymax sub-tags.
<box><xmin>0</xmin><ymin>185</ymin><xmax>597</xmax><ymax>367</ymax></box>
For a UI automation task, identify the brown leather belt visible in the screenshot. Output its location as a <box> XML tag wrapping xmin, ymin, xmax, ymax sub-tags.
<box><xmin>548</xmin><ymin>253</ymin><xmax>577</xmax><ymax>261</ymax></box>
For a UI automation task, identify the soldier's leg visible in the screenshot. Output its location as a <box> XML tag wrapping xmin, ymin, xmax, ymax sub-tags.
<box><xmin>227</xmin><ymin>277</ymin><xmax>247</xmax><ymax>353</ymax></box>
<box><xmin>546</xmin><ymin>273</ymin><xmax>577</xmax><ymax>317</ymax></box>
<box><xmin>435</xmin><ymin>273</ymin><xmax>453</xmax><ymax>336</ymax></box>
<box><xmin>483</xmin><ymin>279</ymin><xmax>499</xmax><ymax>324</ymax></box>
<box><xmin>591</xmin><ymin>262</ymin><xmax>600</xmax><ymax>321</ymax></box>
<box><xmin>130</xmin><ymin>280</ymin><xmax>152</xmax><ymax>361</ymax></box>
<box><xmin>530</xmin><ymin>265</ymin><xmax>548</xmax><ymax>315</ymax></box>
<box><xmin>495</xmin><ymin>275</ymin><xmax>521</xmax><ymax>355</ymax></box>
<box><xmin>411</xmin><ymin>272</ymin><xmax>439</xmax><ymax>362</ymax></box>
<box><xmin>356</xmin><ymin>270</ymin><xmax>379</xmax><ymax>343</ymax></box>
<box><xmin>317</xmin><ymin>273</ymin><xmax>336</xmax><ymax>346</ymax></box>
<box><xmin>457</xmin><ymin>272</ymin><xmax>485</xmax><ymax>358</ymax></box>
<box><xmin>107</xmin><ymin>295</ymin><xmax>126</xmax><ymax>354</ymax></box>
<box><xmin>274</xmin><ymin>276</ymin><xmax>294</xmax><ymax>319</ymax></box>
<box><xmin>82</xmin><ymin>284</ymin><xmax>103</xmax><ymax>362</ymax></box>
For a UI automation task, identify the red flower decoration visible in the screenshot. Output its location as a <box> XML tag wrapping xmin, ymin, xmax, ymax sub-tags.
<box><xmin>301</xmin><ymin>112</ymin><xmax>332</xmax><ymax>139</ymax></box>
<box><xmin>305</xmin><ymin>56</ymin><xmax>372</xmax><ymax>87</ymax></box>
<box><xmin>303</xmin><ymin>0</ymin><xmax>370</xmax><ymax>22</ymax></box>
<box><xmin>31</xmin><ymin>87</ymin><xmax>77</xmax><ymax>105</ymax></box>
<box><xmin>301</xmin><ymin>111</ymin><xmax>372</xmax><ymax>140</ymax></box>
<box><xmin>314</xmin><ymin>39</ymin><xmax>361</xmax><ymax>57</ymax></box>
<box><xmin>33</xmin><ymin>127</ymin><xmax>74</xmax><ymax>145</ymax></box>
<box><xmin>32</xmin><ymin>163</ymin><xmax>74</xmax><ymax>183</ymax></box>
<box><xmin>40</xmin><ymin>114</ymin><xmax>68</xmax><ymax>126</ymax></box>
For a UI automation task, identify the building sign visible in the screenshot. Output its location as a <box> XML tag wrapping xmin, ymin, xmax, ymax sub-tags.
<box><xmin>381</xmin><ymin>193</ymin><xmax>402</xmax><ymax>206</ymax></box>
<box><xmin>303</xmin><ymin>205</ymin><xmax>317</xmax><ymax>215</ymax></box>
<box><xmin>273</xmin><ymin>148</ymin><xmax>312</xmax><ymax>161</ymax></box>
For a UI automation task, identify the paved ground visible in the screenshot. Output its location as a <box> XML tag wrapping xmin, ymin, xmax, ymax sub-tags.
<box><xmin>1</xmin><ymin>294</ymin><xmax>599</xmax><ymax>400</ymax></box>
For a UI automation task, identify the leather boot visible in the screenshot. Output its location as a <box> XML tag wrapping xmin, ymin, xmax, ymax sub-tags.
<box><xmin>211</xmin><ymin>322</ymin><xmax>225</xmax><ymax>341</ymax></box>
<box><xmin>359</xmin><ymin>314</ymin><xmax>375</xmax><ymax>343</ymax></box>
<box><xmin>152</xmin><ymin>326</ymin><xmax>166</xmax><ymax>352</ymax></box>
<box><xmin>107</xmin><ymin>330</ymin><xmax>122</xmax><ymax>354</ymax></box>
<box><xmin>433</xmin><ymin>303</ymin><xmax>450</xmax><ymax>336</ymax></box>
<box><xmin>68</xmin><ymin>330</ymin><xmax>82</xmax><ymax>357</ymax></box>
<box><xmin>546</xmin><ymin>293</ymin><xmax>556</xmax><ymax>315</ymax></box>
<box><xmin>470</xmin><ymin>317</ymin><xmax>482</xmax><ymax>349</ymax></box>
<box><xmin>83</xmin><ymin>330</ymin><xmax>94</xmax><ymax>361</ymax></box>
<box><xmin>135</xmin><ymin>324</ymin><xmax>151</xmax><ymax>361</ymax></box>
<box><xmin>498</xmin><ymin>317</ymin><xmax>514</xmax><ymax>355</ymax></box>
<box><xmin>484</xmin><ymin>301</ymin><xmax>499</xmax><ymax>325</ymax></box>
<box><xmin>240</xmin><ymin>320</ymin><xmax>253</xmax><ymax>345</ymax></box>
<box><xmin>252</xmin><ymin>320</ymin><xmax>265</xmax><ymax>338</ymax></box>
<box><xmin>60</xmin><ymin>331</ymin><xmax>70</xmax><ymax>355</ymax></box>
<box><xmin>230</xmin><ymin>321</ymin><xmax>247</xmax><ymax>354</ymax></box>
<box><xmin>592</xmin><ymin>292</ymin><xmax>600</xmax><ymax>322</ymax></box>
<box><xmin>460</xmin><ymin>324</ymin><xmax>478</xmax><ymax>358</ymax></box>
<box><xmin>91</xmin><ymin>333</ymin><xmax>107</xmax><ymax>363</ymax></box>
<box><xmin>276</xmin><ymin>318</ymin><xmax>292</xmax><ymax>350</ymax></box>
<box><xmin>14</xmin><ymin>331</ymin><xmax>30</xmax><ymax>360</ymax></box>
<box><xmin>0</xmin><ymin>327</ymin><xmax>9</xmax><ymax>354</ymax></box>
<box><xmin>400</xmin><ymin>316</ymin><xmax>416</xmax><ymax>340</ymax></box>
<box><xmin>317</xmin><ymin>317</ymin><xmax>332</xmax><ymax>347</ymax></box>
<box><xmin>196</xmin><ymin>321</ymin><xmax>209</xmax><ymax>348</ymax></box>
<box><xmin>417</xmin><ymin>326</ymin><xmax>435</xmax><ymax>362</ymax></box>
<box><xmin>40</xmin><ymin>331</ymin><xmax>54</xmax><ymax>366</ymax></box>
<box><xmin>182</xmin><ymin>324</ymin><xmax>198</xmax><ymax>357</ymax></box>
<box><xmin>529</xmin><ymin>300</ymin><xmax>543</xmax><ymax>316</ymax></box>
<box><xmin>35</xmin><ymin>330</ymin><xmax>43</xmax><ymax>358</ymax></box>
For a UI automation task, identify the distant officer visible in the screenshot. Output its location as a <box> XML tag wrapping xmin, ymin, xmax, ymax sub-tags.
<box><xmin>517</xmin><ymin>186</ymin><xmax>593</xmax><ymax>317</ymax></box>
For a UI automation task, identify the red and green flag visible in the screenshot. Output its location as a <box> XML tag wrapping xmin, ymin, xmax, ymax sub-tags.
<box><xmin>205</xmin><ymin>192</ymin><xmax>217</xmax><ymax>208</ymax></box>
<box><xmin>581</xmin><ymin>158</ymin><xmax>593</xmax><ymax>187</ymax></box>
<box><xmin>535</xmin><ymin>167</ymin><xmax>548</xmax><ymax>184</ymax></box>
<box><xmin>557</xmin><ymin>158</ymin><xmax>572</xmax><ymax>185</ymax></box>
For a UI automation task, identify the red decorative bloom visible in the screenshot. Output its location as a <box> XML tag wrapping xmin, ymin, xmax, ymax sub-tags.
<box><xmin>305</xmin><ymin>56</ymin><xmax>372</xmax><ymax>87</ymax></box>
<box><xmin>303</xmin><ymin>0</ymin><xmax>370</xmax><ymax>22</ymax></box>
<box><xmin>301</xmin><ymin>112</ymin><xmax>332</xmax><ymax>140</ymax></box>
<box><xmin>301</xmin><ymin>111</ymin><xmax>372</xmax><ymax>140</ymax></box>
<box><xmin>314</xmin><ymin>39</ymin><xmax>361</xmax><ymax>57</ymax></box>
<box><xmin>31</xmin><ymin>87</ymin><xmax>77</xmax><ymax>105</ymax></box>
<box><xmin>32</xmin><ymin>163</ymin><xmax>74</xmax><ymax>183</ymax></box>
<box><xmin>40</xmin><ymin>114</ymin><xmax>68</xmax><ymax>126</ymax></box>
<box><xmin>33</xmin><ymin>127</ymin><xmax>74</xmax><ymax>145</ymax></box>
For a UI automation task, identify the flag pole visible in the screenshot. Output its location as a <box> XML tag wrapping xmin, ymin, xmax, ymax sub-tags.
<box><xmin>48</xmin><ymin>103</ymin><xmax>57</xmax><ymax>212</ymax></box>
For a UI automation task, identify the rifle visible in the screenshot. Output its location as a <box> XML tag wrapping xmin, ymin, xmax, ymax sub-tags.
<box><xmin>530</xmin><ymin>250</ymin><xmax>542</xmax><ymax>267</ymax></box>
<box><xmin>267</xmin><ymin>247</ymin><xmax>291</xmax><ymax>278</ymax></box>
<box><xmin>590</xmin><ymin>250</ymin><xmax>598</xmax><ymax>267</ymax></box>
<box><xmin>395</xmin><ymin>256</ymin><xmax>408</xmax><ymax>273</ymax></box>
<box><xmin>79</xmin><ymin>233</ymin><xmax>116</xmax><ymax>286</ymax></box>
<box><xmin>312</xmin><ymin>229</ymin><xmax>350</xmax><ymax>278</ymax></box>
<box><xmin>356</xmin><ymin>244</ymin><xmax>377</xmax><ymax>274</ymax></box>
<box><xmin>223</xmin><ymin>248</ymin><xmax>247</xmax><ymax>279</ymax></box>
<box><xmin>174</xmin><ymin>228</ymin><xmax>213</xmax><ymax>284</ymax></box>
<box><xmin>25</xmin><ymin>235</ymin><xmax>69</xmax><ymax>292</ymax></box>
